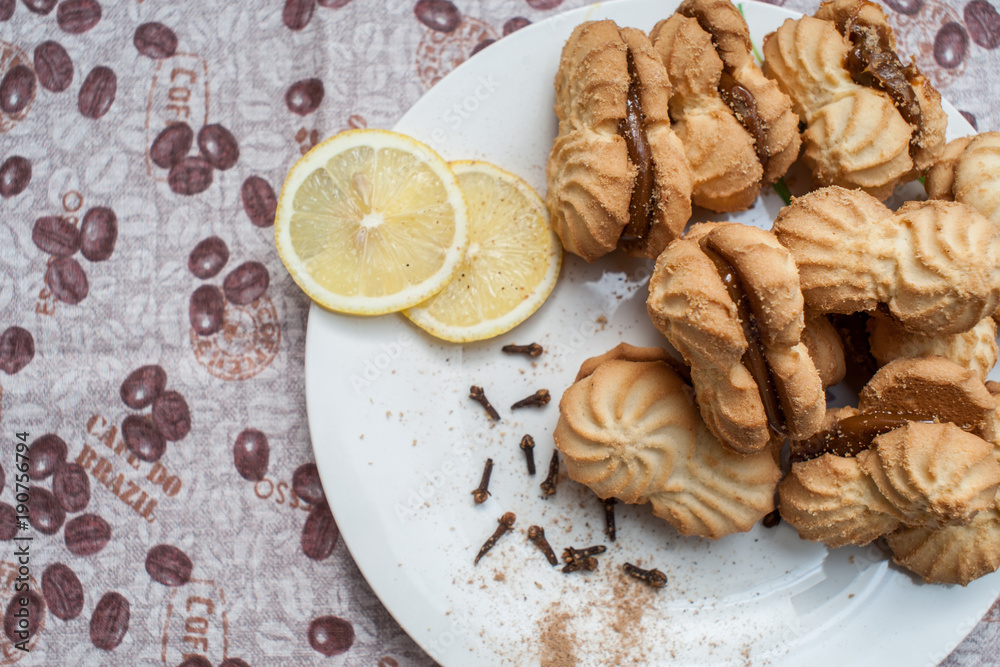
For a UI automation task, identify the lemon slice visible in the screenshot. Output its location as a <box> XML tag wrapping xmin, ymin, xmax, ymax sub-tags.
<box><xmin>403</xmin><ymin>161</ymin><xmax>562</xmax><ymax>342</ymax></box>
<box><xmin>274</xmin><ymin>129</ymin><xmax>469</xmax><ymax>315</ymax></box>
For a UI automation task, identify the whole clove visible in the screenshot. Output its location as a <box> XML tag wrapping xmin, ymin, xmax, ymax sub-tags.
<box><xmin>469</xmin><ymin>385</ymin><xmax>500</xmax><ymax>421</ymax></box>
<box><xmin>511</xmin><ymin>389</ymin><xmax>551</xmax><ymax>410</ymax></box>
<box><xmin>561</xmin><ymin>557</ymin><xmax>598</xmax><ymax>573</ymax></box>
<box><xmin>502</xmin><ymin>343</ymin><xmax>543</xmax><ymax>358</ymax></box>
<box><xmin>623</xmin><ymin>562</ymin><xmax>668</xmax><ymax>588</ymax></box>
<box><xmin>540</xmin><ymin>450</ymin><xmax>560</xmax><ymax>497</ymax></box>
<box><xmin>474</xmin><ymin>512</ymin><xmax>516</xmax><ymax>565</ymax></box>
<box><xmin>527</xmin><ymin>525</ymin><xmax>558</xmax><ymax>566</ymax></box>
<box><xmin>472</xmin><ymin>458</ymin><xmax>494</xmax><ymax>504</ymax></box>
<box><xmin>520</xmin><ymin>434</ymin><xmax>536</xmax><ymax>475</ymax></box>
<box><xmin>602</xmin><ymin>497</ymin><xmax>617</xmax><ymax>541</ymax></box>
<box><xmin>563</xmin><ymin>545</ymin><xmax>607</xmax><ymax>563</ymax></box>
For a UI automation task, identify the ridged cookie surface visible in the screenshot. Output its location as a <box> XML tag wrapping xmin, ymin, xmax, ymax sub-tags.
<box><xmin>868</xmin><ymin>316</ymin><xmax>998</xmax><ymax>382</ymax></box>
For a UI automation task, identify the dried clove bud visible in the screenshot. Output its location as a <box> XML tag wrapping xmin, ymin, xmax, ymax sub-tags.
<box><xmin>511</xmin><ymin>389</ymin><xmax>551</xmax><ymax>410</ymax></box>
<box><xmin>623</xmin><ymin>562</ymin><xmax>667</xmax><ymax>588</ymax></box>
<box><xmin>527</xmin><ymin>525</ymin><xmax>558</xmax><ymax>566</ymax></box>
<box><xmin>472</xmin><ymin>458</ymin><xmax>494</xmax><ymax>504</ymax></box>
<box><xmin>520</xmin><ymin>434</ymin><xmax>536</xmax><ymax>475</ymax></box>
<box><xmin>561</xmin><ymin>557</ymin><xmax>598</xmax><ymax>573</ymax></box>
<box><xmin>474</xmin><ymin>512</ymin><xmax>516</xmax><ymax>565</ymax></box>
<box><xmin>562</xmin><ymin>545</ymin><xmax>606</xmax><ymax>563</ymax></box>
<box><xmin>540</xmin><ymin>450</ymin><xmax>560</xmax><ymax>497</ymax></box>
<box><xmin>602</xmin><ymin>497</ymin><xmax>617</xmax><ymax>541</ymax></box>
<box><xmin>469</xmin><ymin>385</ymin><xmax>500</xmax><ymax>421</ymax></box>
<box><xmin>502</xmin><ymin>343</ymin><xmax>543</xmax><ymax>357</ymax></box>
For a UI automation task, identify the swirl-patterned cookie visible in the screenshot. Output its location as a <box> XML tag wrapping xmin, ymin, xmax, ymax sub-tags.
<box><xmin>647</xmin><ymin>222</ymin><xmax>825</xmax><ymax>453</ymax></box>
<box><xmin>546</xmin><ymin>20</ymin><xmax>693</xmax><ymax>262</ymax></box>
<box><xmin>772</xmin><ymin>186</ymin><xmax>1000</xmax><ymax>336</ymax></box>
<box><xmin>868</xmin><ymin>316</ymin><xmax>998</xmax><ymax>382</ymax></box>
<box><xmin>762</xmin><ymin>0</ymin><xmax>945</xmax><ymax>200</ymax></box>
<box><xmin>554</xmin><ymin>350</ymin><xmax>780</xmax><ymax>539</ymax></box>
<box><xmin>925</xmin><ymin>132</ymin><xmax>1000</xmax><ymax>225</ymax></box>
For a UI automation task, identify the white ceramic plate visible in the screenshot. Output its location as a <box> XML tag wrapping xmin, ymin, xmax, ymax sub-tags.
<box><xmin>305</xmin><ymin>1</ymin><xmax>999</xmax><ymax>665</ymax></box>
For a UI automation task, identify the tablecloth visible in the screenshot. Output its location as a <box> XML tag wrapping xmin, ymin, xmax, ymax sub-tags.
<box><xmin>1</xmin><ymin>0</ymin><xmax>999</xmax><ymax>665</ymax></box>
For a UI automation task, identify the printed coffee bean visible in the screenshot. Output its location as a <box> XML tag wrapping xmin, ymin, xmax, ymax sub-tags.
<box><xmin>503</xmin><ymin>17</ymin><xmax>531</xmax><ymax>35</ymax></box>
<box><xmin>189</xmin><ymin>285</ymin><xmax>225</xmax><ymax>336</ymax></box>
<box><xmin>64</xmin><ymin>513</ymin><xmax>111</xmax><ymax>556</ymax></box>
<box><xmin>80</xmin><ymin>206</ymin><xmax>117</xmax><ymax>261</ymax></box>
<box><xmin>934</xmin><ymin>22</ymin><xmax>968</xmax><ymax>69</ymax></box>
<box><xmin>233</xmin><ymin>428</ymin><xmax>269</xmax><ymax>481</ymax></box>
<box><xmin>57</xmin><ymin>0</ymin><xmax>101</xmax><ymax>33</ymax></box>
<box><xmin>0</xmin><ymin>64</ymin><xmax>35</xmax><ymax>115</ymax></box>
<box><xmin>0</xmin><ymin>0</ymin><xmax>13</xmax><ymax>20</ymax></box>
<box><xmin>179</xmin><ymin>658</ymin><xmax>212</xmax><ymax>667</ymax></box>
<box><xmin>53</xmin><ymin>462</ymin><xmax>91</xmax><ymax>512</ymax></box>
<box><xmin>414</xmin><ymin>0</ymin><xmax>460</xmax><ymax>32</ymax></box>
<box><xmin>78</xmin><ymin>65</ymin><xmax>115</xmax><ymax>119</ymax></box>
<box><xmin>42</xmin><ymin>563</ymin><xmax>84</xmax><ymax>621</ymax></box>
<box><xmin>307</xmin><ymin>615</ymin><xmax>354</xmax><ymax>656</ymax></box>
<box><xmin>152</xmin><ymin>390</ymin><xmax>191</xmax><ymax>441</ymax></box>
<box><xmin>966</xmin><ymin>0</ymin><xmax>1000</xmax><ymax>49</ymax></box>
<box><xmin>150</xmin><ymin>122</ymin><xmax>193</xmax><ymax>169</ymax></box>
<box><xmin>0</xmin><ymin>155</ymin><xmax>31</xmax><ymax>197</ymax></box>
<box><xmin>32</xmin><ymin>215</ymin><xmax>81</xmax><ymax>257</ymax></box>
<box><xmin>292</xmin><ymin>463</ymin><xmax>325</xmax><ymax>504</ymax></box>
<box><xmin>197</xmin><ymin>124</ymin><xmax>239</xmax><ymax>170</ymax></box>
<box><xmin>242</xmin><ymin>176</ymin><xmax>277</xmax><ymax>228</ymax></box>
<box><xmin>882</xmin><ymin>0</ymin><xmax>922</xmax><ymax>15</ymax></box>
<box><xmin>220</xmin><ymin>659</ymin><xmax>252</xmax><ymax>667</ymax></box>
<box><xmin>145</xmin><ymin>544</ymin><xmax>193</xmax><ymax>586</ymax></box>
<box><xmin>22</xmin><ymin>0</ymin><xmax>56</xmax><ymax>14</ymax></box>
<box><xmin>223</xmin><ymin>261</ymin><xmax>269</xmax><ymax>306</ymax></box>
<box><xmin>526</xmin><ymin>0</ymin><xmax>563</xmax><ymax>8</ymax></box>
<box><xmin>121</xmin><ymin>414</ymin><xmax>166</xmax><ymax>462</ymax></box>
<box><xmin>0</xmin><ymin>503</ymin><xmax>16</xmax><ymax>540</ymax></box>
<box><xmin>3</xmin><ymin>590</ymin><xmax>44</xmax><ymax>644</ymax></box>
<box><xmin>283</xmin><ymin>0</ymin><xmax>314</xmax><ymax>30</ymax></box>
<box><xmin>90</xmin><ymin>591</ymin><xmax>129</xmax><ymax>650</ymax></box>
<box><xmin>318</xmin><ymin>0</ymin><xmax>352</xmax><ymax>6</ymax></box>
<box><xmin>168</xmin><ymin>156</ymin><xmax>212</xmax><ymax>195</ymax></box>
<box><xmin>961</xmin><ymin>110</ymin><xmax>979</xmax><ymax>130</ymax></box>
<box><xmin>188</xmin><ymin>236</ymin><xmax>228</xmax><ymax>278</ymax></box>
<box><xmin>28</xmin><ymin>433</ymin><xmax>67</xmax><ymax>479</ymax></box>
<box><xmin>120</xmin><ymin>364</ymin><xmax>166</xmax><ymax>409</ymax></box>
<box><xmin>301</xmin><ymin>502</ymin><xmax>339</xmax><ymax>561</ymax></box>
<box><xmin>34</xmin><ymin>41</ymin><xmax>73</xmax><ymax>92</ymax></box>
<box><xmin>0</xmin><ymin>326</ymin><xmax>34</xmax><ymax>375</ymax></box>
<box><xmin>285</xmin><ymin>78</ymin><xmax>324</xmax><ymax>116</ymax></box>
<box><xmin>134</xmin><ymin>22</ymin><xmax>177</xmax><ymax>59</ymax></box>
<box><xmin>45</xmin><ymin>256</ymin><xmax>89</xmax><ymax>304</ymax></box>
<box><xmin>28</xmin><ymin>486</ymin><xmax>65</xmax><ymax>535</ymax></box>
<box><xmin>470</xmin><ymin>38</ymin><xmax>495</xmax><ymax>56</ymax></box>
<box><xmin>0</xmin><ymin>462</ymin><xmax>4</xmax><ymax>495</ymax></box>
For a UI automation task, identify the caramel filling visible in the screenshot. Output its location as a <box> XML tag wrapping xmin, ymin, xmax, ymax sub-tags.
<box><xmin>718</xmin><ymin>71</ymin><xmax>769</xmax><ymax>171</ymax></box>
<box><xmin>790</xmin><ymin>411</ymin><xmax>937</xmax><ymax>463</ymax></box>
<box><xmin>618</xmin><ymin>48</ymin><xmax>655</xmax><ymax>244</ymax></box>
<box><xmin>700</xmin><ymin>238</ymin><xmax>787</xmax><ymax>437</ymax></box>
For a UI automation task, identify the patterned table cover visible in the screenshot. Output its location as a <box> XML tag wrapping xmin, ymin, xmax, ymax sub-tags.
<box><xmin>1</xmin><ymin>0</ymin><xmax>999</xmax><ymax>665</ymax></box>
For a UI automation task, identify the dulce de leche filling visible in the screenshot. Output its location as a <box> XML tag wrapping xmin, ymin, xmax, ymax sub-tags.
<box><xmin>790</xmin><ymin>411</ymin><xmax>936</xmax><ymax>463</ymax></box>
<box><xmin>618</xmin><ymin>46</ymin><xmax>655</xmax><ymax>244</ymax></box>
<box><xmin>700</xmin><ymin>237</ymin><xmax>787</xmax><ymax>437</ymax></box>
<box><xmin>718</xmin><ymin>71</ymin><xmax>769</xmax><ymax>171</ymax></box>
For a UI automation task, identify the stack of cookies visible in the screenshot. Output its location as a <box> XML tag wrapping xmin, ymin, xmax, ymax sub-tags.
<box><xmin>547</xmin><ymin>0</ymin><xmax>1000</xmax><ymax>586</ymax></box>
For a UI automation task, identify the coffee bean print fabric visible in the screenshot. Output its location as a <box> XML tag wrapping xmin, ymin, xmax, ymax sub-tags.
<box><xmin>0</xmin><ymin>0</ymin><xmax>999</xmax><ymax>665</ymax></box>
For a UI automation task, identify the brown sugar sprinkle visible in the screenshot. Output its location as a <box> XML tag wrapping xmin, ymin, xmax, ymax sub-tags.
<box><xmin>469</xmin><ymin>385</ymin><xmax>500</xmax><ymax>421</ymax></box>
<box><xmin>623</xmin><ymin>562</ymin><xmax>667</xmax><ymax>588</ymax></box>
<box><xmin>471</xmin><ymin>458</ymin><xmax>493</xmax><ymax>504</ymax></box>
<box><xmin>602</xmin><ymin>497</ymin><xmax>617</xmax><ymax>541</ymax></box>
<box><xmin>540</xmin><ymin>449</ymin><xmax>560</xmax><ymax>497</ymax></box>
<box><xmin>474</xmin><ymin>512</ymin><xmax>516</xmax><ymax>565</ymax></box>
<box><xmin>520</xmin><ymin>434</ymin><xmax>536</xmax><ymax>475</ymax></box>
<box><xmin>527</xmin><ymin>525</ymin><xmax>558</xmax><ymax>565</ymax></box>
<box><xmin>502</xmin><ymin>342</ymin><xmax>543</xmax><ymax>357</ymax></box>
<box><xmin>511</xmin><ymin>389</ymin><xmax>550</xmax><ymax>410</ymax></box>
<box><xmin>762</xmin><ymin>509</ymin><xmax>781</xmax><ymax>528</ymax></box>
